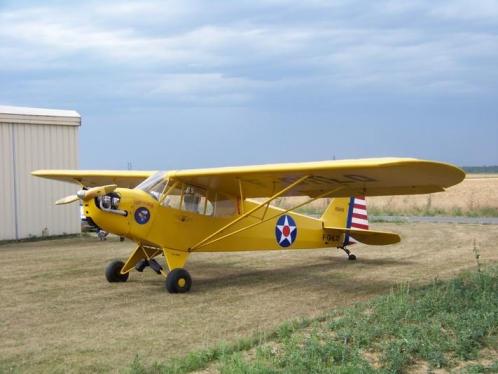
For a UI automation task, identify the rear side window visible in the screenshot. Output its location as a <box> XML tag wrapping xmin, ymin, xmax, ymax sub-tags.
<box><xmin>213</xmin><ymin>193</ymin><xmax>237</xmax><ymax>217</ymax></box>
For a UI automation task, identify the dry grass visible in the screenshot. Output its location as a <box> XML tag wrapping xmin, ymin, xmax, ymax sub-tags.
<box><xmin>278</xmin><ymin>174</ymin><xmax>498</xmax><ymax>216</ymax></box>
<box><xmin>1</xmin><ymin>223</ymin><xmax>498</xmax><ymax>373</ymax></box>
<box><xmin>368</xmin><ymin>174</ymin><xmax>498</xmax><ymax>216</ymax></box>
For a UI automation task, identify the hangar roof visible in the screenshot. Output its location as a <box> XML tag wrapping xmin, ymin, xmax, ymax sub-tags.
<box><xmin>0</xmin><ymin>105</ymin><xmax>81</xmax><ymax>126</ymax></box>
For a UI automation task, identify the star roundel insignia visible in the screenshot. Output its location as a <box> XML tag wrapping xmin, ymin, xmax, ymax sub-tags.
<box><xmin>134</xmin><ymin>207</ymin><xmax>151</xmax><ymax>225</ymax></box>
<box><xmin>275</xmin><ymin>215</ymin><xmax>298</xmax><ymax>248</ymax></box>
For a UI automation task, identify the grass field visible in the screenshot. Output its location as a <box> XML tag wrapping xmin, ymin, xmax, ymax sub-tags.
<box><xmin>1</xmin><ymin>223</ymin><xmax>498</xmax><ymax>373</ymax></box>
<box><xmin>131</xmin><ymin>267</ymin><xmax>498</xmax><ymax>373</ymax></box>
<box><xmin>279</xmin><ymin>174</ymin><xmax>498</xmax><ymax>217</ymax></box>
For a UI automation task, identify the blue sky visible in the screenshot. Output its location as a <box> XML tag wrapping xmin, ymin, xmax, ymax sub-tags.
<box><xmin>1</xmin><ymin>0</ymin><xmax>497</xmax><ymax>169</ymax></box>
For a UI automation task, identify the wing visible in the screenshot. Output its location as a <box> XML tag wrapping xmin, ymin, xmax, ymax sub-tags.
<box><xmin>32</xmin><ymin>170</ymin><xmax>155</xmax><ymax>188</ymax></box>
<box><xmin>170</xmin><ymin>158</ymin><xmax>465</xmax><ymax>198</ymax></box>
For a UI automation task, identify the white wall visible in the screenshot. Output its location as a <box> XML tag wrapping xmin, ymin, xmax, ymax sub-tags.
<box><xmin>0</xmin><ymin>108</ymin><xmax>81</xmax><ymax>240</ymax></box>
<box><xmin>0</xmin><ymin>124</ymin><xmax>16</xmax><ymax>240</ymax></box>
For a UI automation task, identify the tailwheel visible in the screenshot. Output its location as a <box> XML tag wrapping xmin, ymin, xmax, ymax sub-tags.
<box><xmin>340</xmin><ymin>247</ymin><xmax>357</xmax><ymax>261</ymax></box>
<box><xmin>165</xmin><ymin>268</ymin><xmax>192</xmax><ymax>294</ymax></box>
<box><xmin>105</xmin><ymin>260</ymin><xmax>129</xmax><ymax>282</ymax></box>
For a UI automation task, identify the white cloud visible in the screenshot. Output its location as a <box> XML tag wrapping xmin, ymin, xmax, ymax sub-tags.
<box><xmin>430</xmin><ymin>0</ymin><xmax>498</xmax><ymax>21</ymax></box>
<box><xmin>146</xmin><ymin>73</ymin><xmax>265</xmax><ymax>104</ymax></box>
<box><xmin>0</xmin><ymin>0</ymin><xmax>497</xmax><ymax>105</ymax></box>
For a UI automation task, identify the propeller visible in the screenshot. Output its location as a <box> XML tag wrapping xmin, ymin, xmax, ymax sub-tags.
<box><xmin>56</xmin><ymin>184</ymin><xmax>118</xmax><ymax>205</ymax></box>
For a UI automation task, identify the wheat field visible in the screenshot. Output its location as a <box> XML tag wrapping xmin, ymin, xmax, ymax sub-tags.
<box><xmin>278</xmin><ymin>174</ymin><xmax>498</xmax><ymax>217</ymax></box>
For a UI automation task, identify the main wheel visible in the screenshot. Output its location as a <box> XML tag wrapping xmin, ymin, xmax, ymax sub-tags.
<box><xmin>165</xmin><ymin>268</ymin><xmax>192</xmax><ymax>293</ymax></box>
<box><xmin>348</xmin><ymin>254</ymin><xmax>357</xmax><ymax>261</ymax></box>
<box><xmin>105</xmin><ymin>260</ymin><xmax>129</xmax><ymax>282</ymax></box>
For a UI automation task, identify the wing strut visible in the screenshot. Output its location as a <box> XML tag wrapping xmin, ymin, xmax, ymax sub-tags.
<box><xmin>189</xmin><ymin>176</ymin><xmax>344</xmax><ymax>251</ymax></box>
<box><xmin>189</xmin><ymin>175</ymin><xmax>310</xmax><ymax>251</ymax></box>
<box><xmin>238</xmin><ymin>178</ymin><xmax>245</xmax><ymax>214</ymax></box>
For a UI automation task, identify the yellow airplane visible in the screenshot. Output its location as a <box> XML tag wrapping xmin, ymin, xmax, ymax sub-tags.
<box><xmin>33</xmin><ymin>158</ymin><xmax>465</xmax><ymax>293</ymax></box>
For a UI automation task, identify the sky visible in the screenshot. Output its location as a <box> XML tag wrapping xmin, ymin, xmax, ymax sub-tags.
<box><xmin>1</xmin><ymin>0</ymin><xmax>498</xmax><ymax>170</ymax></box>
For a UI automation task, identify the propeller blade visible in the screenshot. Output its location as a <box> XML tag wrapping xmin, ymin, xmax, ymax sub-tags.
<box><xmin>55</xmin><ymin>184</ymin><xmax>118</xmax><ymax>205</ymax></box>
<box><xmin>55</xmin><ymin>195</ymin><xmax>80</xmax><ymax>205</ymax></box>
<box><xmin>79</xmin><ymin>184</ymin><xmax>118</xmax><ymax>201</ymax></box>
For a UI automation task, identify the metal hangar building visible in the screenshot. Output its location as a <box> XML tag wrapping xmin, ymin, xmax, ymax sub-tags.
<box><xmin>0</xmin><ymin>105</ymin><xmax>81</xmax><ymax>241</ymax></box>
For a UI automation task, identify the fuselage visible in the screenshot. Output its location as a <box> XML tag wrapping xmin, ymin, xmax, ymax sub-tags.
<box><xmin>84</xmin><ymin>188</ymin><xmax>342</xmax><ymax>252</ymax></box>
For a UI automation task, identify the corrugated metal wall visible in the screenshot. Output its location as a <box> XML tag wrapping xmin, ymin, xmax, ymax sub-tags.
<box><xmin>0</xmin><ymin>121</ymin><xmax>80</xmax><ymax>240</ymax></box>
<box><xmin>0</xmin><ymin>124</ymin><xmax>16</xmax><ymax>240</ymax></box>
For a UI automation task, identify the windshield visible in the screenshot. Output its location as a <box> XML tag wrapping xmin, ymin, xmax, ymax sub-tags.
<box><xmin>135</xmin><ymin>171</ymin><xmax>167</xmax><ymax>200</ymax></box>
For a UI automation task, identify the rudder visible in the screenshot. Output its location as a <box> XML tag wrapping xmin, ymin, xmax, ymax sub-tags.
<box><xmin>344</xmin><ymin>196</ymin><xmax>368</xmax><ymax>246</ymax></box>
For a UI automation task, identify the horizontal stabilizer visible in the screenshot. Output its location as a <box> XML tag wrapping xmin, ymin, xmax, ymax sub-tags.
<box><xmin>324</xmin><ymin>226</ymin><xmax>400</xmax><ymax>246</ymax></box>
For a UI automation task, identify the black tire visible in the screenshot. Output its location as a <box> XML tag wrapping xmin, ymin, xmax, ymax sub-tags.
<box><xmin>165</xmin><ymin>268</ymin><xmax>192</xmax><ymax>293</ymax></box>
<box><xmin>348</xmin><ymin>254</ymin><xmax>357</xmax><ymax>261</ymax></box>
<box><xmin>105</xmin><ymin>260</ymin><xmax>129</xmax><ymax>282</ymax></box>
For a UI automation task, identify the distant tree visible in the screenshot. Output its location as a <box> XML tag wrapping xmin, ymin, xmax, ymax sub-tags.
<box><xmin>462</xmin><ymin>166</ymin><xmax>498</xmax><ymax>173</ymax></box>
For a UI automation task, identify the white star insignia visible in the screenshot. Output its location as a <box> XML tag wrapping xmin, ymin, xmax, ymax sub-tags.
<box><xmin>276</xmin><ymin>216</ymin><xmax>296</xmax><ymax>245</ymax></box>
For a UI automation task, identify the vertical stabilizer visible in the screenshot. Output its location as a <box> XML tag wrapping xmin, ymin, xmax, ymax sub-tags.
<box><xmin>320</xmin><ymin>197</ymin><xmax>350</xmax><ymax>228</ymax></box>
<box><xmin>321</xmin><ymin>196</ymin><xmax>369</xmax><ymax>247</ymax></box>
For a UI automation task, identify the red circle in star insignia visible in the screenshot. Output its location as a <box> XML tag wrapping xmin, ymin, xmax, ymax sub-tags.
<box><xmin>283</xmin><ymin>226</ymin><xmax>290</xmax><ymax>236</ymax></box>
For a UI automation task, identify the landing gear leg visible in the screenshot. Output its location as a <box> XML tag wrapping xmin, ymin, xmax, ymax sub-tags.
<box><xmin>340</xmin><ymin>247</ymin><xmax>357</xmax><ymax>261</ymax></box>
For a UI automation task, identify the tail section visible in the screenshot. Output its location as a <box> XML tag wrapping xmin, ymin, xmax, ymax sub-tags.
<box><xmin>322</xmin><ymin>196</ymin><xmax>400</xmax><ymax>247</ymax></box>
<box><xmin>321</xmin><ymin>196</ymin><xmax>369</xmax><ymax>246</ymax></box>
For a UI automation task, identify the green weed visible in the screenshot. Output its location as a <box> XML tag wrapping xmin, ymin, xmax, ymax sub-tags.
<box><xmin>128</xmin><ymin>266</ymin><xmax>498</xmax><ymax>373</ymax></box>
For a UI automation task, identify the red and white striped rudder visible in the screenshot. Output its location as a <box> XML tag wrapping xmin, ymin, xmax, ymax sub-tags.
<box><xmin>350</xmin><ymin>196</ymin><xmax>368</xmax><ymax>230</ymax></box>
<box><xmin>343</xmin><ymin>196</ymin><xmax>368</xmax><ymax>246</ymax></box>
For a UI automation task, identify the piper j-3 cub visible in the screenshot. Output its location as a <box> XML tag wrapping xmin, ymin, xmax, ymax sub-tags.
<box><xmin>33</xmin><ymin>158</ymin><xmax>465</xmax><ymax>294</ymax></box>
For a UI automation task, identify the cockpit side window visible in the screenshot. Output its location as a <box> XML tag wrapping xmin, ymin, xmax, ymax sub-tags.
<box><xmin>161</xmin><ymin>184</ymin><xmax>183</xmax><ymax>209</ymax></box>
<box><xmin>161</xmin><ymin>182</ymin><xmax>214</xmax><ymax>216</ymax></box>
<box><xmin>213</xmin><ymin>192</ymin><xmax>237</xmax><ymax>217</ymax></box>
<box><xmin>159</xmin><ymin>181</ymin><xmax>237</xmax><ymax>217</ymax></box>
<box><xmin>137</xmin><ymin>174</ymin><xmax>237</xmax><ymax>217</ymax></box>
<box><xmin>183</xmin><ymin>186</ymin><xmax>205</xmax><ymax>214</ymax></box>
